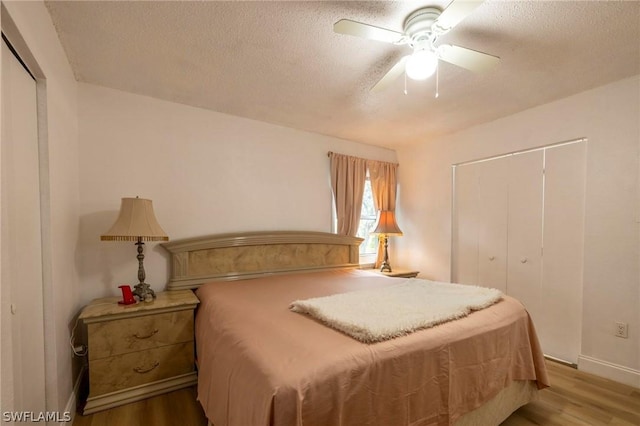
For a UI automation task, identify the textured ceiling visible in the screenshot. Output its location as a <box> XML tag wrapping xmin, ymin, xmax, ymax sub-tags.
<box><xmin>45</xmin><ymin>1</ymin><xmax>640</xmax><ymax>149</ymax></box>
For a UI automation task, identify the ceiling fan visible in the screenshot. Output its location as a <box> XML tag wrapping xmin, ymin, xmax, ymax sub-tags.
<box><xmin>334</xmin><ymin>0</ymin><xmax>499</xmax><ymax>92</ymax></box>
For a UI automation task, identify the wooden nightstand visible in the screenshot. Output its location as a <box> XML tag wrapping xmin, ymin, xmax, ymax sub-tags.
<box><xmin>79</xmin><ymin>290</ymin><xmax>199</xmax><ymax>414</ymax></box>
<box><xmin>376</xmin><ymin>269</ymin><xmax>420</xmax><ymax>278</ymax></box>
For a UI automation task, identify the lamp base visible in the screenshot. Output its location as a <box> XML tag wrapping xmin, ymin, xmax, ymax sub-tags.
<box><xmin>379</xmin><ymin>261</ymin><xmax>392</xmax><ymax>273</ymax></box>
<box><xmin>132</xmin><ymin>282</ymin><xmax>156</xmax><ymax>302</ymax></box>
<box><xmin>379</xmin><ymin>234</ymin><xmax>393</xmax><ymax>273</ymax></box>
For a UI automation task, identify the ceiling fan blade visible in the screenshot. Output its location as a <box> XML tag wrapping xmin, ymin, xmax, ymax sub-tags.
<box><xmin>371</xmin><ymin>56</ymin><xmax>409</xmax><ymax>92</ymax></box>
<box><xmin>435</xmin><ymin>0</ymin><xmax>484</xmax><ymax>31</ymax></box>
<box><xmin>438</xmin><ymin>45</ymin><xmax>499</xmax><ymax>73</ymax></box>
<box><xmin>334</xmin><ymin>19</ymin><xmax>405</xmax><ymax>44</ymax></box>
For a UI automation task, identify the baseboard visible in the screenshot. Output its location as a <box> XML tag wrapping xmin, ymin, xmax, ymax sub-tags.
<box><xmin>578</xmin><ymin>355</ymin><xmax>640</xmax><ymax>388</ymax></box>
<box><xmin>62</xmin><ymin>365</ymin><xmax>85</xmax><ymax>426</ymax></box>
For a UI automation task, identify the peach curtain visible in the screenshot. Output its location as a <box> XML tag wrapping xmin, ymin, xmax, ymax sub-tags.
<box><xmin>367</xmin><ymin>160</ymin><xmax>399</xmax><ymax>268</ymax></box>
<box><xmin>330</xmin><ymin>152</ymin><xmax>367</xmax><ymax>236</ymax></box>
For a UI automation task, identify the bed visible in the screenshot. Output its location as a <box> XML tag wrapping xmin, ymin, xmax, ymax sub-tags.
<box><xmin>162</xmin><ymin>231</ymin><xmax>548</xmax><ymax>426</ymax></box>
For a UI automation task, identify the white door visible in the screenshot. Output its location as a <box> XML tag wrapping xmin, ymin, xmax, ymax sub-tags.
<box><xmin>452</xmin><ymin>162</ymin><xmax>480</xmax><ymax>285</ymax></box>
<box><xmin>477</xmin><ymin>157</ymin><xmax>509</xmax><ymax>292</ymax></box>
<box><xmin>1</xmin><ymin>38</ymin><xmax>46</xmax><ymax>413</ymax></box>
<box><xmin>539</xmin><ymin>142</ymin><xmax>586</xmax><ymax>363</ymax></box>
<box><xmin>505</xmin><ymin>150</ymin><xmax>544</xmax><ymax>324</ymax></box>
<box><xmin>452</xmin><ymin>156</ymin><xmax>509</xmax><ymax>291</ymax></box>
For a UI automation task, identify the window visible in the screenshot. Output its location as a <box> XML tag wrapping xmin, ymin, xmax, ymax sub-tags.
<box><xmin>356</xmin><ymin>176</ymin><xmax>378</xmax><ymax>263</ymax></box>
<box><xmin>331</xmin><ymin>175</ymin><xmax>378</xmax><ymax>263</ymax></box>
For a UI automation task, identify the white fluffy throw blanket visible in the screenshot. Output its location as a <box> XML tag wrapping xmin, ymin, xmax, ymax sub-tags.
<box><xmin>290</xmin><ymin>279</ymin><xmax>503</xmax><ymax>343</ymax></box>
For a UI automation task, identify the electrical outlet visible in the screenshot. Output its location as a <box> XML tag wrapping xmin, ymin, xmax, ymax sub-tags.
<box><xmin>615</xmin><ymin>322</ymin><xmax>628</xmax><ymax>339</ymax></box>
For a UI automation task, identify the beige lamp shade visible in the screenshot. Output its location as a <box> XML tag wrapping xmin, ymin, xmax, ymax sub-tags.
<box><xmin>372</xmin><ymin>210</ymin><xmax>403</xmax><ymax>236</ymax></box>
<box><xmin>101</xmin><ymin>197</ymin><xmax>169</xmax><ymax>241</ymax></box>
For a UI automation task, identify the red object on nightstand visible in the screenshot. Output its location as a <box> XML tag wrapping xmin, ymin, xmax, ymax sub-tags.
<box><xmin>118</xmin><ymin>285</ymin><xmax>136</xmax><ymax>305</ymax></box>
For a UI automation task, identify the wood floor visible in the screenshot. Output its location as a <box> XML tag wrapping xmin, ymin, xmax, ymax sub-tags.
<box><xmin>74</xmin><ymin>360</ymin><xmax>640</xmax><ymax>426</ymax></box>
<box><xmin>503</xmin><ymin>361</ymin><xmax>639</xmax><ymax>425</ymax></box>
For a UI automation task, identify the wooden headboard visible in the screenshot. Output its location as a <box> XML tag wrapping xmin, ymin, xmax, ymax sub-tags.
<box><xmin>161</xmin><ymin>231</ymin><xmax>363</xmax><ymax>290</ymax></box>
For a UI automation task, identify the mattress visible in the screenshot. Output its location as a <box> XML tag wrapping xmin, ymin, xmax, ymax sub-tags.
<box><xmin>195</xmin><ymin>269</ymin><xmax>549</xmax><ymax>426</ymax></box>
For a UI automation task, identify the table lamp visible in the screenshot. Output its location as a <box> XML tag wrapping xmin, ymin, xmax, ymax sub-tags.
<box><xmin>101</xmin><ymin>197</ymin><xmax>168</xmax><ymax>301</ymax></box>
<box><xmin>371</xmin><ymin>210</ymin><xmax>403</xmax><ymax>273</ymax></box>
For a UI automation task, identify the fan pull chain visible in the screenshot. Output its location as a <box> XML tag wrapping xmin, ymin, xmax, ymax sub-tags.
<box><xmin>435</xmin><ymin>64</ymin><xmax>440</xmax><ymax>98</ymax></box>
<box><xmin>404</xmin><ymin>71</ymin><xmax>408</xmax><ymax>95</ymax></box>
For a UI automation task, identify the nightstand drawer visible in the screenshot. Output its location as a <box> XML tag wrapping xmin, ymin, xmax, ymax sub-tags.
<box><xmin>89</xmin><ymin>341</ymin><xmax>194</xmax><ymax>396</ymax></box>
<box><xmin>88</xmin><ymin>310</ymin><xmax>193</xmax><ymax>360</ymax></box>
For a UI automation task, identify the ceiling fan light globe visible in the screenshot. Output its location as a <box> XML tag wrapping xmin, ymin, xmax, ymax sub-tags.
<box><xmin>405</xmin><ymin>50</ymin><xmax>438</xmax><ymax>80</ymax></box>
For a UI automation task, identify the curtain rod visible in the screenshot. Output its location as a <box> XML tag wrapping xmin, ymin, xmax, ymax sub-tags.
<box><xmin>327</xmin><ymin>151</ymin><xmax>399</xmax><ymax>165</ymax></box>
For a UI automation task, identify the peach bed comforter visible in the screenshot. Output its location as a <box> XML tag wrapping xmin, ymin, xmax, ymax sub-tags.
<box><xmin>195</xmin><ymin>269</ymin><xmax>549</xmax><ymax>426</ymax></box>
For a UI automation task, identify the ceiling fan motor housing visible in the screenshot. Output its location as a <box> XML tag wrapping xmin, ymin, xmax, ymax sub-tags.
<box><xmin>403</xmin><ymin>7</ymin><xmax>442</xmax><ymax>48</ymax></box>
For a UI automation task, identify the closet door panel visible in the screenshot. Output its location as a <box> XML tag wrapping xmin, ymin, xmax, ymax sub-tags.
<box><xmin>452</xmin><ymin>163</ymin><xmax>479</xmax><ymax>285</ymax></box>
<box><xmin>1</xmin><ymin>40</ymin><xmax>45</xmax><ymax>412</ymax></box>
<box><xmin>477</xmin><ymin>158</ymin><xmax>509</xmax><ymax>292</ymax></box>
<box><xmin>540</xmin><ymin>142</ymin><xmax>586</xmax><ymax>364</ymax></box>
<box><xmin>506</xmin><ymin>151</ymin><xmax>544</xmax><ymax>320</ymax></box>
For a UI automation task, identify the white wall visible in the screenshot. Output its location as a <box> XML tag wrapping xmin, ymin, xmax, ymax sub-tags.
<box><xmin>77</xmin><ymin>83</ymin><xmax>396</xmax><ymax>303</ymax></box>
<box><xmin>1</xmin><ymin>0</ymin><xmax>80</xmax><ymax>414</ymax></box>
<box><xmin>395</xmin><ymin>76</ymin><xmax>640</xmax><ymax>386</ymax></box>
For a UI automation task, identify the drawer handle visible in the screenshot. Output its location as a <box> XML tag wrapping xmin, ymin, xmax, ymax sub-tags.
<box><xmin>133</xmin><ymin>361</ymin><xmax>160</xmax><ymax>374</ymax></box>
<box><xmin>133</xmin><ymin>329</ymin><xmax>159</xmax><ymax>339</ymax></box>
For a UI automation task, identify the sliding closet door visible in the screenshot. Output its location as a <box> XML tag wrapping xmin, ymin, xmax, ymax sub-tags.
<box><xmin>453</xmin><ymin>157</ymin><xmax>509</xmax><ymax>290</ymax></box>
<box><xmin>476</xmin><ymin>157</ymin><xmax>509</xmax><ymax>292</ymax></box>
<box><xmin>539</xmin><ymin>142</ymin><xmax>586</xmax><ymax>363</ymax></box>
<box><xmin>452</xmin><ymin>163</ymin><xmax>479</xmax><ymax>285</ymax></box>
<box><xmin>1</xmin><ymin>39</ymin><xmax>46</xmax><ymax>413</ymax></box>
<box><xmin>506</xmin><ymin>150</ymin><xmax>544</xmax><ymax>323</ymax></box>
